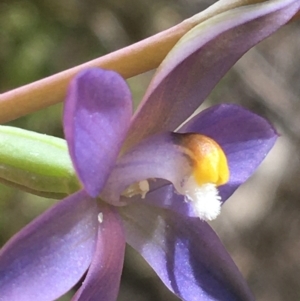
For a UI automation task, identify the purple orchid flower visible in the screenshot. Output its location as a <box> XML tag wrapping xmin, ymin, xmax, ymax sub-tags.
<box><xmin>0</xmin><ymin>1</ymin><xmax>299</xmax><ymax>301</ymax></box>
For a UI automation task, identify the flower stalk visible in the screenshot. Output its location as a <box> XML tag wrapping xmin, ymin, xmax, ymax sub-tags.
<box><xmin>0</xmin><ymin>0</ymin><xmax>297</xmax><ymax>124</ymax></box>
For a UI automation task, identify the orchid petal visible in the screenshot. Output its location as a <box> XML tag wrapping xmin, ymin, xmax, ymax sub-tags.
<box><xmin>125</xmin><ymin>0</ymin><xmax>300</xmax><ymax>148</ymax></box>
<box><xmin>101</xmin><ymin>132</ymin><xmax>198</xmax><ymax>205</ymax></box>
<box><xmin>179</xmin><ymin>104</ymin><xmax>277</xmax><ymax>201</ymax></box>
<box><xmin>120</xmin><ymin>203</ymin><xmax>254</xmax><ymax>301</ymax></box>
<box><xmin>72</xmin><ymin>204</ymin><xmax>125</xmax><ymax>301</ymax></box>
<box><xmin>64</xmin><ymin>68</ymin><xmax>132</xmax><ymax>197</ymax></box>
<box><xmin>0</xmin><ymin>191</ymin><xmax>98</xmax><ymax>301</ymax></box>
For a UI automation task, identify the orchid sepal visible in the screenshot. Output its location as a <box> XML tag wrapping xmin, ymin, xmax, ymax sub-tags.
<box><xmin>125</xmin><ymin>0</ymin><xmax>300</xmax><ymax>149</ymax></box>
<box><xmin>0</xmin><ymin>191</ymin><xmax>99</xmax><ymax>301</ymax></box>
<box><xmin>120</xmin><ymin>202</ymin><xmax>255</xmax><ymax>301</ymax></box>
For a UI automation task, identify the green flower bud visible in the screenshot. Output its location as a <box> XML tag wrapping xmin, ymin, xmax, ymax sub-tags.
<box><xmin>0</xmin><ymin>126</ymin><xmax>80</xmax><ymax>198</ymax></box>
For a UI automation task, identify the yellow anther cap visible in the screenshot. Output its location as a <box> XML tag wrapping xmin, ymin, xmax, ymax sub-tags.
<box><xmin>175</xmin><ymin>133</ymin><xmax>229</xmax><ymax>186</ymax></box>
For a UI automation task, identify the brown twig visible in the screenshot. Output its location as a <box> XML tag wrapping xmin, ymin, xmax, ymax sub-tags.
<box><xmin>0</xmin><ymin>0</ymin><xmax>298</xmax><ymax>124</ymax></box>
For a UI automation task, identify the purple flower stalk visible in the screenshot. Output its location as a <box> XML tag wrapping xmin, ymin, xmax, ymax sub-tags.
<box><xmin>0</xmin><ymin>1</ymin><xmax>299</xmax><ymax>301</ymax></box>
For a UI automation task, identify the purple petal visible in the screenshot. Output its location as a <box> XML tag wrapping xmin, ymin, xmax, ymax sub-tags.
<box><xmin>0</xmin><ymin>191</ymin><xmax>99</xmax><ymax>301</ymax></box>
<box><xmin>125</xmin><ymin>0</ymin><xmax>300</xmax><ymax>149</ymax></box>
<box><xmin>64</xmin><ymin>68</ymin><xmax>132</xmax><ymax>197</ymax></box>
<box><xmin>101</xmin><ymin>132</ymin><xmax>197</xmax><ymax>205</ymax></box>
<box><xmin>120</xmin><ymin>203</ymin><xmax>254</xmax><ymax>301</ymax></box>
<box><xmin>179</xmin><ymin>104</ymin><xmax>277</xmax><ymax>201</ymax></box>
<box><xmin>72</xmin><ymin>204</ymin><xmax>125</xmax><ymax>301</ymax></box>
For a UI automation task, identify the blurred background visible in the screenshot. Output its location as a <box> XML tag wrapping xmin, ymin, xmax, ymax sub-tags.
<box><xmin>1</xmin><ymin>0</ymin><xmax>300</xmax><ymax>300</ymax></box>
